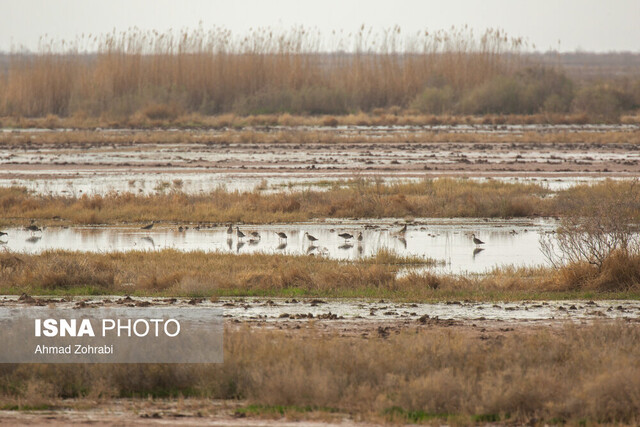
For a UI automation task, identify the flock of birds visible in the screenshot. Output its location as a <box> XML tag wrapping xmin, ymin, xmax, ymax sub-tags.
<box><xmin>0</xmin><ymin>222</ymin><xmax>488</xmax><ymax>255</ymax></box>
<box><xmin>206</xmin><ymin>223</ymin><xmax>486</xmax><ymax>255</ymax></box>
<box><xmin>223</xmin><ymin>224</ymin><xmax>367</xmax><ymax>253</ymax></box>
<box><xmin>227</xmin><ymin>223</ymin><xmax>365</xmax><ymax>244</ymax></box>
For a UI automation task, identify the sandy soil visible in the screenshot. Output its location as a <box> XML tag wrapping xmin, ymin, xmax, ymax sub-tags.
<box><xmin>0</xmin><ymin>399</ymin><xmax>365</xmax><ymax>426</ymax></box>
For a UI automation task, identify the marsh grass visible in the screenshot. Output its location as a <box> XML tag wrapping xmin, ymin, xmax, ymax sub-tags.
<box><xmin>2</xmin><ymin>126</ymin><xmax>639</xmax><ymax>146</ymax></box>
<box><xmin>0</xmin><ymin>249</ymin><xmax>436</xmax><ymax>297</ymax></box>
<box><xmin>0</xmin><ymin>178</ymin><xmax>552</xmax><ymax>225</ymax></box>
<box><xmin>1</xmin><ymin>323</ymin><xmax>640</xmax><ymax>424</ymax></box>
<box><xmin>2</xmin><ymin>248</ymin><xmax>640</xmax><ymax>298</ymax></box>
<box><xmin>2</xmin><ymin>111</ymin><xmax>640</xmax><ymax>129</ymax></box>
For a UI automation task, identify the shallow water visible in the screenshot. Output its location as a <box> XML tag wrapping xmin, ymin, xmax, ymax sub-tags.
<box><xmin>0</xmin><ymin>218</ymin><xmax>556</xmax><ymax>274</ymax></box>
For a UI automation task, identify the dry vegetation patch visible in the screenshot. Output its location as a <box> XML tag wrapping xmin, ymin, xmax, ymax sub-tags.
<box><xmin>0</xmin><ymin>178</ymin><xmax>553</xmax><ymax>225</ymax></box>
<box><xmin>2</xmin><ymin>248</ymin><xmax>639</xmax><ymax>298</ymax></box>
<box><xmin>1</xmin><ymin>324</ymin><xmax>640</xmax><ymax>424</ymax></box>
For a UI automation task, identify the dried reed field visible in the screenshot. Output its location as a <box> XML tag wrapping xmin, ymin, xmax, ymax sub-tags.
<box><xmin>0</xmin><ymin>27</ymin><xmax>638</xmax><ymax>123</ymax></box>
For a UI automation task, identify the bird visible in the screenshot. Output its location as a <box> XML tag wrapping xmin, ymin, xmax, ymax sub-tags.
<box><xmin>0</xmin><ymin>231</ymin><xmax>7</xmax><ymax>237</ymax></box>
<box><xmin>276</xmin><ymin>231</ymin><xmax>287</xmax><ymax>241</ymax></box>
<box><xmin>471</xmin><ymin>234</ymin><xmax>485</xmax><ymax>245</ymax></box>
<box><xmin>236</xmin><ymin>227</ymin><xmax>245</xmax><ymax>240</ymax></box>
<box><xmin>25</xmin><ymin>225</ymin><xmax>41</xmax><ymax>233</ymax></box>
<box><xmin>141</xmin><ymin>221</ymin><xmax>154</xmax><ymax>230</ymax></box>
<box><xmin>250</xmin><ymin>231</ymin><xmax>260</xmax><ymax>239</ymax></box>
<box><xmin>226</xmin><ymin>224</ymin><xmax>233</xmax><ymax>235</ymax></box>
<box><xmin>304</xmin><ymin>232</ymin><xmax>318</xmax><ymax>243</ymax></box>
<box><xmin>178</xmin><ymin>226</ymin><xmax>184</xmax><ymax>232</ymax></box>
<box><xmin>338</xmin><ymin>232</ymin><xmax>353</xmax><ymax>242</ymax></box>
<box><xmin>398</xmin><ymin>224</ymin><xmax>407</xmax><ymax>234</ymax></box>
<box><xmin>357</xmin><ymin>232</ymin><xmax>363</xmax><ymax>242</ymax></box>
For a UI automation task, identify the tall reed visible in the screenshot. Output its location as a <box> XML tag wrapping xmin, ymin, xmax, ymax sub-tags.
<box><xmin>0</xmin><ymin>26</ymin><xmax>525</xmax><ymax>117</ymax></box>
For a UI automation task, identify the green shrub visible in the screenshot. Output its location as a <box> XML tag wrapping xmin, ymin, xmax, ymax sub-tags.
<box><xmin>460</xmin><ymin>67</ymin><xmax>573</xmax><ymax>115</ymax></box>
<box><xmin>572</xmin><ymin>85</ymin><xmax>625</xmax><ymax>121</ymax></box>
<box><xmin>410</xmin><ymin>86</ymin><xmax>455</xmax><ymax>114</ymax></box>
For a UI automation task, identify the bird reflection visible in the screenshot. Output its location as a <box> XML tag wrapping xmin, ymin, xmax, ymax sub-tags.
<box><xmin>473</xmin><ymin>247</ymin><xmax>485</xmax><ymax>259</ymax></box>
<box><xmin>397</xmin><ymin>236</ymin><xmax>407</xmax><ymax>248</ymax></box>
<box><xmin>306</xmin><ymin>245</ymin><xmax>318</xmax><ymax>254</ymax></box>
<box><xmin>25</xmin><ymin>236</ymin><xmax>41</xmax><ymax>244</ymax></box>
<box><xmin>236</xmin><ymin>241</ymin><xmax>245</xmax><ymax>252</ymax></box>
<box><xmin>249</xmin><ymin>238</ymin><xmax>260</xmax><ymax>246</ymax></box>
<box><xmin>141</xmin><ymin>236</ymin><xmax>155</xmax><ymax>248</ymax></box>
<box><xmin>339</xmin><ymin>243</ymin><xmax>353</xmax><ymax>250</ymax></box>
<box><xmin>226</xmin><ymin>238</ymin><xmax>233</xmax><ymax>250</ymax></box>
<box><xmin>277</xmin><ymin>242</ymin><xmax>287</xmax><ymax>250</ymax></box>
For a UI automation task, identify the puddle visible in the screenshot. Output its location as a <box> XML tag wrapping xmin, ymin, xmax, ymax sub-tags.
<box><xmin>1</xmin><ymin>296</ymin><xmax>638</xmax><ymax>324</ymax></box>
<box><xmin>0</xmin><ymin>218</ymin><xmax>556</xmax><ymax>274</ymax></box>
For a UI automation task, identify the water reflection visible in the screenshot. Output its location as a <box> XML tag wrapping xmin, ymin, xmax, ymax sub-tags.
<box><xmin>473</xmin><ymin>247</ymin><xmax>485</xmax><ymax>259</ymax></box>
<box><xmin>0</xmin><ymin>218</ymin><xmax>556</xmax><ymax>274</ymax></box>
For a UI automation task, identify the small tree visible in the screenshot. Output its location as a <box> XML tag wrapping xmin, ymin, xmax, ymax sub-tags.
<box><xmin>541</xmin><ymin>180</ymin><xmax>640</xmax><ymax>269</ymax></box>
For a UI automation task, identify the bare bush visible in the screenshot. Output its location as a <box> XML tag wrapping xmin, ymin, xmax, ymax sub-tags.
<box><xmin>542</xmin><ymin>180</ymin><xmax>640</xmax><ymax>269</ymax></box>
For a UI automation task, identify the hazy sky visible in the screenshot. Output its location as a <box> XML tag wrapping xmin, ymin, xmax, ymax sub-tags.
<box><xmin>1</xmin><ymin>0</ymin><xmax>639</xmax><ymax>52</ymax></box>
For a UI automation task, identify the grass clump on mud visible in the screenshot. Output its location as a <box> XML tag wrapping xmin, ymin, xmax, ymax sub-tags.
<box><xmin>1</xmin><ymin>178</ymin><xmax>638</xmax><ymax>226</ymax></box>
<box><xmin>2</xmin><ymin>249</ymin><xmax>640</xmax><ymax>300</ymax></box>
<box><xmin>0</xmin><ymin>178</ymin><xmax>554</xmax><ymax>225</ymax></box>
<box><xmin>1</xmin><ymin>323</ymin><xmax>640</xmax><ymax>424</ymax></box>
<box><xmin>0</xmin><ymin>249</ymin><xmax>437</xmax><ymax>298</ymax></box>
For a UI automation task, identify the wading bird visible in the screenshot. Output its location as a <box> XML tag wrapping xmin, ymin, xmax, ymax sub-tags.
<box><xmin>276</xmin><ymin>231</ymin><xmax>287</xmax><ymax>241</ymax></box>
<box><xmin>398</xmin><ymin>224</ymin><xmax>407</xmax><ymax>234</ymax></box>
<box><xmin>304</xmin><ymin>232</ymin><xmax>318</xmax><ymax>243</ymax></box>
<box><xmin>141</xmin><ymin>221</ymin><xmax>154</xmax><ymax>230</ymax></box>
<box><xmin>25</xmin><ymin>225</ymin><xmax>41</xmax><ymax>233</ymax></box>
<box><xmin>357</xmin><ymin>232</ymin><xmax>363</xmax><ymax>242</ymax></box>
<box><xmin>250</xmin><ymin>231</ymin><xmax>260</xmax><ymax>239</ymax></box>
<box><xmin>471</xmin><ymin>234</ymin><xmax>485</xmax><ymax>246</ymax></box>
<box><xmin>338</xmin><ymin>232</ymin><xmax>353</xmax><ymax>242</ymax></box>
<box><xmin>0</xmin><ymin>231</ymin><xmax>7</xmax><ymax>237</ymax></box>
<box><xmin>236</xmin><ymin>227</ymin><xmax>245</xmax><ymax>240</ymax></box>
<box><xmin>226</xmin><ymin>224</ymin><xmax>233</xmax><ymax>235</ymax></box>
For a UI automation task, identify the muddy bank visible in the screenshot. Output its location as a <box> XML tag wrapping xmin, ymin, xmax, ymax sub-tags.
<box><xmin>2</xmin><ymin>296</ymin><xmax>639</xmax><ymax>330</ymax></box>
<box><xmin>2</xmin><ymin>125</ymin><xmax>640</xmax><ymax>195</ymax></box>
